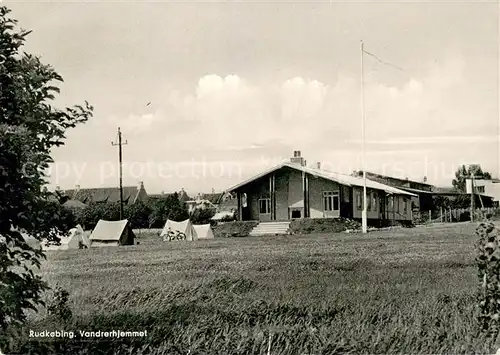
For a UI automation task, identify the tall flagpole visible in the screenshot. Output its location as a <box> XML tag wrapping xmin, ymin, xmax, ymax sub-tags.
<box><xmin>360</xmin><ymin>40</ymin><xmax>368</xmax><ymax>234</ymax></box>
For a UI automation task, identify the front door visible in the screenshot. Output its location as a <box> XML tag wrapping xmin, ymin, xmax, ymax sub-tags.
<box><xmin>323</xmin><ymin>191</ymin><xmax>340</xmax><ymax>218</ymax></box>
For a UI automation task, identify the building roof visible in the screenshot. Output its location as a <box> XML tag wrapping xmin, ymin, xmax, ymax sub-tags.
<box><xmin>226</xmin><ymin>162</ymin><xmax>417</xmax><ymax>197</ymax></box>
<box><xmin>201</xmin><ymin>192</ymin><xmax>224</xmax><ymax>204</ymax></box>
<box><xmin>64</xmin><ymin>186</ymin><xmax>141</xmax><ymax>205</ymax></box>
<box><xmin>360</xmin><ymin>171</ymin><xmax>433</xmax><ymax>187</ymax></box>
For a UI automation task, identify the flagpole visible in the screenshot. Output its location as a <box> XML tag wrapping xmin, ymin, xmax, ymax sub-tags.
<box><xmin>360</xmin><ymin>40</ymin><xmax>368</xmax><ymax>234</ymax></box>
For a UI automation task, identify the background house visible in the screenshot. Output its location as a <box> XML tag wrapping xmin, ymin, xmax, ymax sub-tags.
<box><xmin>226</xmin><ymin>151</ymin><xmax>416</xmax><ymax>224</ymax></box>
<box><xmin>63</xmin><ymin>181</ymin><xmax>148</xmax><ymax>205</ymax></box>
<box><xmin>466</xmin><ymin>178</ymin><xmax>500</xmax><ymax>206</ymax></box>
<box><xmin>353</xmin><ymin>171</ymin><xmax>434</xmax><ymax>212</ymax></box>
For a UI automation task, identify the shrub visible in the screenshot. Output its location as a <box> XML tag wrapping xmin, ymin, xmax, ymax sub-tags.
<box><xmin>47</xmin><ymin>286</ymin><xmax>72</xmax><ymax>323</ymax></box>
<box><xmin>476</xmin><ymin>221</ymin><xmax>500</xmax><ymax>336</ymax></box>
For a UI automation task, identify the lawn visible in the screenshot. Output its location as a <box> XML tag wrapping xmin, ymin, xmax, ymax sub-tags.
<box><xmin>16</xmin><ymin>222</ymin><xmax>500</xmax><ymax>354</ymax></box>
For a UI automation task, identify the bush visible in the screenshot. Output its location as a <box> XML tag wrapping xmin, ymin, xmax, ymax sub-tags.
<box><xmin>289</xmin><ymin>218</ymin><xmax>361</xmax><ymax>234</ymax></box>
<box><xmin>212</xmin><ymin>221</ymin><xmax>259</xmax><ymax>238</ymax></box>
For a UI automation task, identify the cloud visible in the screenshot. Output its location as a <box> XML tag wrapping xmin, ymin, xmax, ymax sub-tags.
<box><xmin>99</xmin><ymin>55</ymin><xmax>496</xmax><ymax>184</ymax></box>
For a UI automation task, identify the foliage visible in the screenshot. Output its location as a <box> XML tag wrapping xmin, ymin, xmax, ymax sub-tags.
<box><xmin>148</xmin><ymin>194</ymin><xmax>189</xmax><ymax>228</ymax></box>
<box><xmin>453</xmin><ymin>164</ymin><xmax>492</xmax><ymax>193</ymax></box>
<box><xmin>290</xmin><ymin>217</ymin><xmax>361</xmax><ymax>234</ymax></box>
<box><xmin>190</xmin><ymin>200</ymin><xmax>217</xmax><ymax>225</ymax></box>
<box><xmin>46</xmin><ymin>285</ymin><xmax>72</xmax><ymax>323</ymax></box>
<box><xmin>476</xmin><ymin>221</ymin><xmax>500</xmax><ymax>336</ymax></box>
<box><xmin>124</xmin><ymin>201</ymin><xmax>151</xmax><ymax>229</ymax></box>
<box><xmin>0</xmin><ymin>5</ymin><xmax>92</xmax><ymax>343</ymax></box>
<box><xmin>212</xmin><ymin>221</ymin><xmax>259</xmax><ymax>238</ymax></box>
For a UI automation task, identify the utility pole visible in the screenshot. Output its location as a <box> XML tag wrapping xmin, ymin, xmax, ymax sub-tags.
<box><xmin>360</xmin><ymin>40</ymin><xmax>367</xmax><ymax>233</ymax></box>
<box><xmin>111</xmin><ymin>127</ymin><xmax>128</xmax><ymax>220</ymax></box>
<box><xmin>471</xmin><ymin>173</ymin><xmax>475</xmax><ymax>222</ymax></box>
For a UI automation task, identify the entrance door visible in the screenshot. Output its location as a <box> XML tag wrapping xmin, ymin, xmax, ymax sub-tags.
<box><xmin>323</xmin><ymin>191</ymin><xmax>340</xmax><ymax>218</ymax></box>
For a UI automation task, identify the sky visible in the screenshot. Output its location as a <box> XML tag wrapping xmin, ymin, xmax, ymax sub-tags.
<box><xmin>6</xmin><ymin>0</ymin><xmax>500</xmax><ymax>194</ymax></box>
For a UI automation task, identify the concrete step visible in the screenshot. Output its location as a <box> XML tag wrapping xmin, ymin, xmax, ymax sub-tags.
<box><xmin>249</xmin><ymin>221</ymin><xmax>291</xmax><ymax>236</ymax></box>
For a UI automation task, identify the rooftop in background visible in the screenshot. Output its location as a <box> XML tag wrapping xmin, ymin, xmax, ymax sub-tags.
<box><xmin>61</xmin><ymin>182</ymin><xmax>147</xmax><ymax>205</ymax></box>
<box><xmin>354</xmin><ymin>171</ymin><xmax>433</xmax><ymax>192</ymax></box>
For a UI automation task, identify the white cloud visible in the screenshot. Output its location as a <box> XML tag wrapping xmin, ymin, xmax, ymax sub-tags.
<box><xmin>95</xmin><ymin>55</ymin><xmax>497</xmax><ymax>188</ymax></box>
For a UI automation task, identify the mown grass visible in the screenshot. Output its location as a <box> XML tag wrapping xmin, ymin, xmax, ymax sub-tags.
<box><xmin>12</xmin><ymin>222</ymin><xmax>500</xmax><ymax>354</ymax></box>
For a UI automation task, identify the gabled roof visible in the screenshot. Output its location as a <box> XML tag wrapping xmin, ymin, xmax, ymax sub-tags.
<box><xmin>226</xmin><ymin>162</ymin><xmax>417</xmax><ymax>197</ymax></box>
<box><xmin>64</xmin><ymin>186</ymin><xmax>140</xmax><ymax>205</ymax></box>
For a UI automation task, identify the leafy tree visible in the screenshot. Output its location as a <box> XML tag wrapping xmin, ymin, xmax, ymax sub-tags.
<box><xmin>148</xmin><ymin>193</ymin><xmax>189</xmax><ymax>228</ymax></box>
<box><xmin>452</xmin><ymin>164</ymin><xmax>492</xmax><ymax>193</ymax></box>
<box><xmin>0</xmin><ymin>6</ymin><xmax>92</xmax><ymax>344</ymax></box>
<box><xmin>124</xmin><ymin>200</ymin><xmax>151</xmax><ymax>229</ymax></box>
<box><xmin>190</xmin><ymin>200</ymin><xmax>217</xmax><ymax>224</ymax></box>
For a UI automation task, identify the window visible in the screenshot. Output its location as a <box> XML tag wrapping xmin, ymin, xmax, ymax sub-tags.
<box><xmin>395</xmin><ymin>196</ymin><xmax>400</xmax><ymax>213</ymax></box>
<box><xmin>371</xmin><ymin>193</ymin><xmax>377</xmax><ymax>211</ymax></box>
<box><xmin>259</xmin><ymin>198</ymin><xmax>270</xmax><ymax>214</ymax></box>
<box><xmin>343</xmin><ymin>186</ymin><xmax>350</xmax><ymax>202</ymax></box>
<box><xmin>356</xmin><ymin>192</ymin><xmax>362</xmax><ymax>210</ymax></box>
<box><xmin>367</xmin><ymin>192</ymin><xmax>372</xmax><ymax>211</ymax></box>
<box><xmin>388</xmin><ymin>196</ymin><xmax>393</xmax><ymax>210</ymax></box>
<box><xmin>323</xmin><ymin>191</ymin><xmax>339</xmax><ymax>211</ymax></box>
<box><xmin>403</xmin><ymin>198</ymin><xmax>407</xmax><ymax>213</ymax></box>
<box><xmin>476</xmin><ymin>186</ymin><xmax>485</xmax><ymax>193</ymax></box>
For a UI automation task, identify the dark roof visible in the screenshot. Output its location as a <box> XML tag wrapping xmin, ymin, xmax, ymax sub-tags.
<box><xmin>201</xmin><ymin>192</ymin><xmax>224</xmax><ymax>204</ymax></box>
<box><xmin>149</xmin><ymin>193</ymin><xmax>176</xmax><ymax>199</ymax></box>
<box><xmin>178</xmin><ymin>191</ymin><xmax>191</xmax><ymax>203</ymax></box>
<box><xmin>64</xmin><ymin>186</ymin><xmax>140</xmax><ymax>205</ymax></box>
<box><xmin>360</xmin><ymin>171</ymin><xmax>433</xmax><ymax>187</ymax></box>
<box><xmin>432</xmin><ymin>187</ymin><xmax>460</xmax><ymax>194</ymax></box>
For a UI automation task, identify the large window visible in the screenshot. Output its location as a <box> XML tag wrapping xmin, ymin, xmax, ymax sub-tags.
<box><xmin>259</xmin><ymin>198</ymin><xmax>270</xmax><ymax>214</ymax></box>
<box><xmin>476</xmin><ymin>186</ymin><xmax>485</xmax><ymax>193</ymax></box>
<box><xmin>403</xmin><ymin>197</ymin><xmax>407</xmax><ymax>213</ymax></box>
<box><xmin>323</xmin><ymin>191</ymin><xmax>340</xmax><ymax>211</ymax></box>
<box><xmin>367</xmin><ymin>192</ymin><xmax>372</xmax><ymax>210</ymax></box>
<box><xmin>356</xmin><ymin>192</ymin><xmax>362</xmax><ymax>210</ymax></box>
<box><xmin>395</xmin><ymin>196</ymin><xmax>400</xmax><ymax>213</ymax></box>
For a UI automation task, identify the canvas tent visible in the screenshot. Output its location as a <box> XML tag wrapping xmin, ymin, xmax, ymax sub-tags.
<box><xmin>161</xmin><ymin>219</ymin><xmax>197</xmax><ymax>241</ymax></box>
<box><xmin>193</xmin><ymin>224</ymin><xmax>215</xmax><ymax>240</ymax></box>
<box><xmin>42</xmin><ymin>225</ymin><xmax>90</xmax><ymax>251</ymax></box>
<box><xmin>89</xmin><ymin>219</ymin><xmax>135</xmax><ymax>247</ymax></box>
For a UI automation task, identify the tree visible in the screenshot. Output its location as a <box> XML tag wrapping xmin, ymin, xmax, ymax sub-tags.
<box><xmin>452</xmin><ymin>164</ymin><xmax>492</xmax><ymax>193</ymax></box>
<box><xmin>190</xmin><ymin>200</ymin><xmax>217</xmax><ymax>224</ymax></box>
<box><xmin>0</xmin><ymin>6</ymin><xmax>93</xmax><ymax>342</ymax></box>
<box><xmin>147</xmin><ymin>194</ymin><xmax>189</xmax><ymax>228</ymax></box>
<box><xmin>124</xmin><ymin>200</ymin><xmax>151</xmax><ymax>229</ymax></box>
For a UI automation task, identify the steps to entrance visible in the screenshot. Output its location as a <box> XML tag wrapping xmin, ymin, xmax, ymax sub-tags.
<box><xmin>249</xmin><ymin>221</ymin><xmax>291</xmax><ymax>236</ymax></box>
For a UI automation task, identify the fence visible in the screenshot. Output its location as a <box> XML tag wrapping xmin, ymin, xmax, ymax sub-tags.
<box><xmin>413</xmin><ymin>207</ymin><xmax>500</xmax><ymax>225</ymax></box>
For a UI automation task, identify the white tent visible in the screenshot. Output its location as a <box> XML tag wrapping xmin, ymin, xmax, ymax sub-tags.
<box><xmin>42</xmin><ymin>225</ymin><xmax>90</xmax><ymax>251</ymax></box>
<box><xmin>193</xmin><ymin>224</ymin><xmax>215</xmax><ymax>240</ymax></box>
<box><xmin>161</xmin><ymin>219</ymin><xmax>197</xmax><ymax>241</ymax></box>
<box><xmin>89</xmin><ymin>220</ymin><xmax>135</xmax><ymax>247</ymax></box>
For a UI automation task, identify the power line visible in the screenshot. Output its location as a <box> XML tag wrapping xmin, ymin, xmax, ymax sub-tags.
<box><xmin>362</xmin><ymin>49</ymin><xmax>405</xmax><ymax>72</ymax></box>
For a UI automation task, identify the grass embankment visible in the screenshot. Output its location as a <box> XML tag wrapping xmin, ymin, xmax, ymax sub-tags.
<box><xmin>10</xmin><ymin>223</ymin><xmax>499</xmax><ymax>354</ymax></box>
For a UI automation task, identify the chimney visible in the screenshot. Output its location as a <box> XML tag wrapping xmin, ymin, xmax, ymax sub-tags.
<box><xmin>138</xmin><ymin>181</ymin><xmax>144</xmax><ymax>190</ymax></box>
<box><xmin>212</xmin><ymin>188</ymin><xmax>215</xmax><ymax>194</ymax></box>
<box><xmin>290</xmin><ymin>150</ymin><xmax>305</xmax><ymax>166</ymax></box>
<box><xmin>316</xmin><ymin>162</ymin><xmax>321</xmax><ymax>169</ymax></box>
<box><xmin>75</xmin><ymin>184</ymin><xmax>80</xmax><ymax>191</ymax></box>
<box><xmin>55</xmin><ymin>185</ymin><xmax>61</xmax><ymax>191</ymax></box>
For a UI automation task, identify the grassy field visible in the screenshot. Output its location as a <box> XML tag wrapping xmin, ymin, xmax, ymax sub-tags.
<box><xmin>16</xmin><ymin>222</ymin><xmax>500</xmax><ymax>354</ymax></box>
